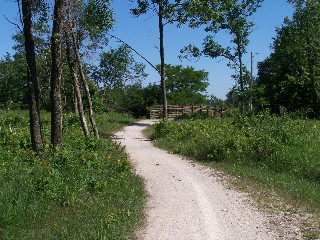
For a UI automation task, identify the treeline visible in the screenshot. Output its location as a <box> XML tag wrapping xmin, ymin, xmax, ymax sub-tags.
<box><xmin>0</xmin><ymin>46</ymin><xmax>211</xmax><ymax>115</ymax></box>
<box><xmin>2</xmin><ymin>0</ymin><xmax>319</xmax><ymax>153</ymax></box>
<box><xmin>227</xmin><ymin>1</ymin><xmax>320</xmax><ymax>117</ymax></box>
<box><xmin>1</xmin><ymin>0</ymin><xmax>267</xmax><ymax>150</ymax></box>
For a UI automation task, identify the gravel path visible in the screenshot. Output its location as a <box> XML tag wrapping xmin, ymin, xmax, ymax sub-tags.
<box><xmin>113</xmin><ymin>119</ymin><xmax>277</xmax><ymax>240</ymax></box>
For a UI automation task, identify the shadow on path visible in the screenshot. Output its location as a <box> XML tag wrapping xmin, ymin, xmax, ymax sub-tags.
<box><xmin>131</xmin><ymin>122</ymin><xmax>151</xmax><ymax>127</ymax></box>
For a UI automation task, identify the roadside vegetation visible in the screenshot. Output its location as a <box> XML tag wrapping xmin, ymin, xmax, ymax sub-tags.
<box><xmin>0</xmin><ymin>110</ymin><xmax>145</xmax><ymax>239</ymax></box>
<box><xmin>150</xmin><ymin>112</ymin><xmax>320</xmax><ymax>209</ymax></box>
<box><xmin>149</xmin><ymin>111</ymin><xmax>320</xmax><ymax>220</ymax></box>
<box><xmin>1</xmin><ymin>0</ymin><xmax>320</xmax><ymax>238</ymax></box>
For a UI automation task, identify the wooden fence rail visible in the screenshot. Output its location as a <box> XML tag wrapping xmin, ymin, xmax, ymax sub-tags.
<box><xmin>150</xmin><ymin>105</ymin><xmax>227</xmax><ymax>119</ymax></box>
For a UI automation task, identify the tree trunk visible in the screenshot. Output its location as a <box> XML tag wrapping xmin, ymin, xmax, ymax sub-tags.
<box><xmin>159</xmin><ymin>2</ymin><xmax>168</xmax><ymax>119</ymax></box>
<box><xmin>249</xmin><ymin>52</ymin><xmax>253</xmax><ymax>111</ymax></box>
<box><xmin>73</xmin><ymin>85</ymin><xmax>79</xmax><ymax>114</ymax></box>
<box><xmin>50</xmin><ymin>0</ymin><xmax>65</xmax><ymax>148</ymax></box>
<box><xmin>65</xmin><ymin>35</ymin><xmax>90</xmax><ymax>138</ymax></box>
<box><xmin>71</xmin><ymin>32</ymin><xmax>99</xmax><ymax>139</ymax></box>
<box><xmin>238</xmin><ymin>46</ymin><xmax>245</xmax><ymax>113</ymax></box>
<box><xmin>21</xmin><ymin>0</ymin><xmax>43</xmax><ymax>152</ymax></box>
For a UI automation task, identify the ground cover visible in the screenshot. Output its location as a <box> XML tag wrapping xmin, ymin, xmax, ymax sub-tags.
<box><xmin>149</xmin><ymin>113</ymin><xmax>320</xmax><ymax>238</ymax></box>
<box><xmin>0</xmin><ymin>110</ymin><xmax>145</xmax><ymax>239</ymax></box>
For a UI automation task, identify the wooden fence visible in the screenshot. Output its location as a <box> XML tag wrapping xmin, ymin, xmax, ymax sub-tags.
<box><xmin>150</xmin><ymin>105</ymin><xmax>227</xmax><ymax>119</ymax></box>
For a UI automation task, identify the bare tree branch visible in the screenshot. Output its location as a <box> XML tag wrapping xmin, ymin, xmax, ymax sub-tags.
<box><xmin>106</xmin><ymin>33</ymin><xmax>160</xmax><ymax>75</ymax></box>
<box><xmin>4</xmin><ymin>15</ymin><xmax>23</xmax><ymax>33</ymax></box>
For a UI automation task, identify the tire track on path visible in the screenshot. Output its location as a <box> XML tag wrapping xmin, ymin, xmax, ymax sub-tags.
<box><xmin>113</xmin><ymin>119</ymin><xmax>277</xmax><ymax>240</ymax></box>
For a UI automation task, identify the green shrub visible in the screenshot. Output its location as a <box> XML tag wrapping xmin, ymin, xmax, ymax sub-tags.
<box><xmin>0</xmin><ymin>110</ymin><xmax>145</xmax><ymax>239</ymax></box>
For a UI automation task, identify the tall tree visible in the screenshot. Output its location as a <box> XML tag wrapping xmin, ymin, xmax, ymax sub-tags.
<box><xmin>50</xmin><ymin>0</ymin><xmax>65</xmax><ymax>148</ymax></box>
<box><xmin>63</xmin><ymin>0</ymin><xmax>90</xmax><ymax>138</ymax></box>
<box><xmin>72</xmin><ymin>32</ymin><xmax>100</xmax><ymax>139</ymax></box>
<box><xmin>21</xmin><ymin>0</ymin><xmax>43</xmax><ymax>152</ymax></box>
<box><xmin>180</xmin><ymin>0</ymin><xmax>262</xmax><ymax>112</ymax></box>
<box><xmin>63</xmin><ymin>0</ymin><xmax>114</xmax><ymax>140</ymax></box>
<box><xmin>131</xmin><ymin>0</ymin><xmax>180</xmax><ymax>118</ymax></box>
<box><xmin>254</xmin><ymin>0</ymin><xmax>320</xmax><ymax>116</ymax></box>
<box><xmin>158</xmin><ymin>2</ymin><xmax>167</xmax><ymax>118</ymax></box>
<box><xmin>65</xmin><ymin>34</ymin><xmax>90</xmax><ymax>138</ymax></box>
<box><xmin>11</xmin><ymin>19</ymin><xmax>53</xmax><ymax>111</ymax></box>
<box><xmin>291</xmin><ymin>0</ymin><xmax>320</xmax><ymax>105</ymax></box>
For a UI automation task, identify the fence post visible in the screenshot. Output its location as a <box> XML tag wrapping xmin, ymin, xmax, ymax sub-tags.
<box><xmin>150</xmin><ymin>106</ymin><xmax>152</xmax><ymax>119</ymax></box>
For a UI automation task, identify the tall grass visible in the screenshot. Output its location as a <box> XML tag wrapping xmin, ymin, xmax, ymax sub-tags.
<box><xmin>0</xmin><ymin>110</ymin><xmax>145</xmax><ymax>239</ymax></box>
<box><xmin>149</xmin><ymin>113</ymin><xmax>320</xmax><ymax>210</ymax></box>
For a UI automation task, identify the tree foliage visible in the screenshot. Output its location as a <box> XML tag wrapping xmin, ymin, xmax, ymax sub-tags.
<box><xmin>92</xmin><ymin>45</ymin><xmax>148</xmax><ymax>89</ymax></box>
<box><xmin>21</xmin><ymin>0</ymin><xmax>44</xmax><ymax>151</ymax></box>
<box><xmin>160</xmin><ymin>64</ymin><xmax>209</xmax><ymax>105</ymax></box>
<box><xmin>130</xmin><ymin>0</ymin><xmax>181</xmax><ymax>21</ymax></box>
<box><xmin>254</xmin><ymin>0</ymin><xmax>320</xmax><ymax>116</ymax></box>
<box><xmin>90</xmin><ymin>45</ymin><xmax>152</xmax><ymax>117</ymax></box>
<box><xmin>81</xmin><ymin>0</ymin><xmax>114</xmax><ymax>42</ymax></box>
<box><xmin>180</xmin><ymin>0</ymin><xmax>262</xmax><ymax>111</ymax></box>
<box><xmin>63</xmin><ymin>0</ymin><xmax>115</xmax><ymax>140</ymax></box>
<box><xmin>0</xmin><ymin>53</ymin><xmax>27</xmax><ymax>109</ymax></box>
<box><xmin>131</xmin><ymin>0</ymin><xmax>182</xmax><ymax>118</ymax></box>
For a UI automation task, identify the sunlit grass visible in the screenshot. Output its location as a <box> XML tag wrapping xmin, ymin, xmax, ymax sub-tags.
<box><xmin>96</xmin><ymin>112</ymin><xmax>138</xmax><ymax>136</ymax></box>
<box><xmin>0</xmin><ymin>110</ymin><xmax>145</xmax><ymax>239</ymax></box>
<box><xmin>149</xmin><ymin>114</ymin><xmax>320</xmax><ymax>211</ymax></box>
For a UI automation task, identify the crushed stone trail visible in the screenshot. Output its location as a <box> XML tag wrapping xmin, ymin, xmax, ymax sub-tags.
<box><xmin>113</xmin><ymin>119</ymin><xmax>277</xmax><ymax>240</ymax></box>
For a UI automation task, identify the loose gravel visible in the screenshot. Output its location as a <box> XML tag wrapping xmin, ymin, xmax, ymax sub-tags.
<box><xmin>113</xmin><ymin>119</ymin><xmax>278</xmax><ymax>240</ymax></box>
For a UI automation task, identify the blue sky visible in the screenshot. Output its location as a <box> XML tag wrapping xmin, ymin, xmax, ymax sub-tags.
<box><xmin>0</xmin><ymin>0</ymin><xmax>294</xmax><ymax>99</ymax></box>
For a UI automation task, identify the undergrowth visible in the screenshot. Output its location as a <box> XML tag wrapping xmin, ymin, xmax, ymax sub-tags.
<box><xmin>149</xmin><ymin>113</ymin><xmax>320</xmax><ymax>211</ymax></box>
<box><xmin>0</xmin><ymin>110</ymin><xmax>145</xmax><ymax>239</ymax></box>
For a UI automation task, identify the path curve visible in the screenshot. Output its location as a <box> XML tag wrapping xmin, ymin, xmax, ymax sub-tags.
<box><xmin>113</xmin><ymin>119</ymin><xmax>277</xmax><ymax>240</ymax></box>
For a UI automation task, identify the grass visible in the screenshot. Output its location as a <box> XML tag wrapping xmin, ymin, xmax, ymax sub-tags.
<box><xmin>148</xmin><ymin>112</ymin><xmax>320</xmax><ymax>238</ymax></box>
<box><xmin>96</xmin><ymin>112</ymin><xmax>139</xmax><ymax>136</ymax></box>
<box><xmin>0</xmin><ymin>110</ymin><xmax>145</xmax><ymax>240</ymax></box>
